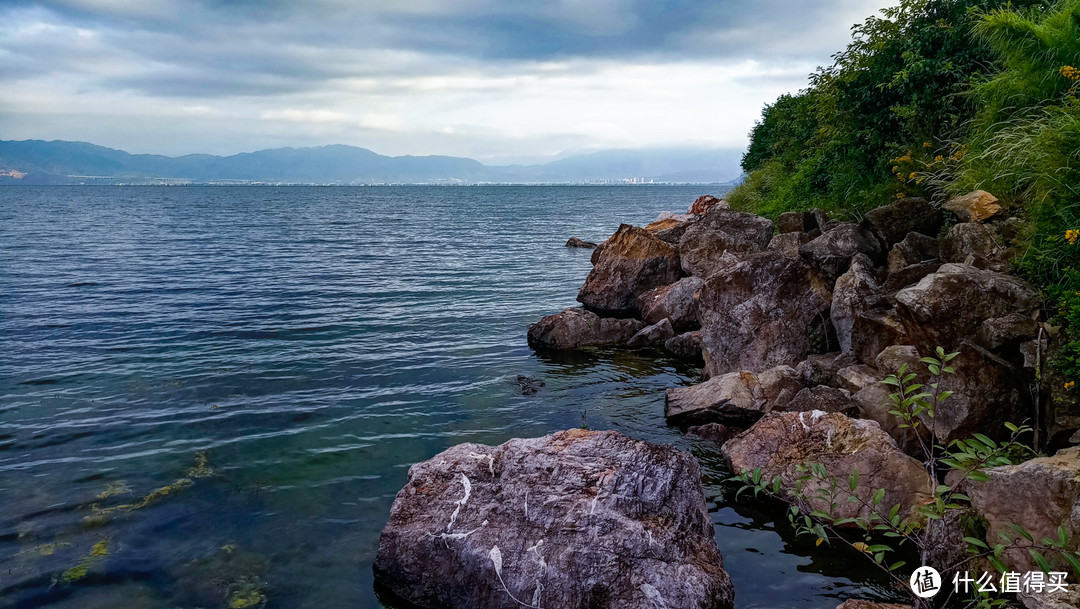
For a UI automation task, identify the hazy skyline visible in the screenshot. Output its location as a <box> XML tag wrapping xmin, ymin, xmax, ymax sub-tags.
<box><xmin>0</xmin><ymin>0</ymin><xmax>894</xmax><ymax>164</ymax></box>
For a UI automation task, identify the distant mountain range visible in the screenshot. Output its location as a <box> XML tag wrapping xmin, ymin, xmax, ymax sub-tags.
<box><xmin>0</xmin><ymin>140</ymin><xmax>745</xmax><ymax>185</ymax></box>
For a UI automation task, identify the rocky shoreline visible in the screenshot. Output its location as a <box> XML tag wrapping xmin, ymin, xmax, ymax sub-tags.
<box><xmin>374</xmin><ymin>193</ymin><xmax>1080</xmax><ymax>609</ymax></box>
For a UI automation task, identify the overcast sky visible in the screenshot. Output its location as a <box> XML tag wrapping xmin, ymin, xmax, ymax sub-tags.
<box><xmin>0</xmin><ymin>0</ymin><xmax>894</xmax><ymax>163</ymax></box>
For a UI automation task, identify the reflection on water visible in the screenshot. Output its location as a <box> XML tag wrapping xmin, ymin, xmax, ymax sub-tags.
<box><xmin>0</xmin><ymin>186</ymin><xmax>904</xmax><ymax>608</ymax></box>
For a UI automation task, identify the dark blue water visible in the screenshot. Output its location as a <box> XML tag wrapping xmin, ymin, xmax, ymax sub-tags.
<box><xmin>0</xmin><ymin>186</ymin><xmax>899</xmax><ymax>608</ymax></box>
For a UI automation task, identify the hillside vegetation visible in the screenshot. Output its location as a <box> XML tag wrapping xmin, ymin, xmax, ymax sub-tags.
<box><xmin>731</xmin><ymin>0</ymin><xmax>1080</xmax><ymax>382</ymax></box>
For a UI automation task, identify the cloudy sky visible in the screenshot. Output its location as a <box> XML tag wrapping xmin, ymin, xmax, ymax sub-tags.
<box><xmin>0</xmin><ymin>0</ymin><xmax>894</xmax><ymax>163</ymax></box>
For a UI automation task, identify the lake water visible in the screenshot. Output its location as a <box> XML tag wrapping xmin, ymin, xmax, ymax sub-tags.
<box><xmin>0</xmin><ymin>186</ymin><xmax>901</xmax><ymax>608</ymax></box>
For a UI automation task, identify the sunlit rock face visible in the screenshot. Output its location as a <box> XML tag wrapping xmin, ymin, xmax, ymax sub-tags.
<box><xmin>374</xmin><ymin>429</ymin><xmax>734</xmax><ymax>609</ymax></box>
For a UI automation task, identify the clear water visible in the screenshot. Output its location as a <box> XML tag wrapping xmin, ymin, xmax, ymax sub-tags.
<box><xmin>0</xmin><ymin>186</ymin><xmax>902</xmax><ymax>608</ymax></box>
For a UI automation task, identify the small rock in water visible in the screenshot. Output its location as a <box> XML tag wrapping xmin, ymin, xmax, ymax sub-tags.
<box><xmin>512</xmin><ymin>374</ymin><xmax>545</xmax><ymax>395</ymax></box>
<box><xmin>565</xmin><ymin>237</ymin><xmax>597</xmax><ymax>249</ymax></box>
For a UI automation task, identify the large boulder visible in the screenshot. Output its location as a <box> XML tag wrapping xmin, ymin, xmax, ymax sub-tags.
<box><xmin>960</xmin><ymin>447</ymin><xmax>1080</xmax><ymax>573</ymax></box>
<box><xmin>697</xmin><ymin>251</ymin><xmax>833</xmax><ymax>377</ymax></box>
<box><xmin>777</xmin><ymin>210</ymin><xmax>820</xmax><ymax>234</ymax></box>
<box><xmin>665</xmin><ymin>331</ymin><xmax>703</xmax><ymax>361</ymax></box>
<box><xmin>637</xmin><ymin>276</ymin><xmax>704</xmax><ymax>329</ymax></box>
<box><xmin>783</xmin><ymin>386</ymin><xmax>860</xmax><ymax>416</ymax></box>
<box><xmin>768</xmin><ymin>232</ymin><xmax>811</xmax><ymax>259</ymax></box>
<box><xmin>943</xmin><ymin>190</ymin><xmax>1001</xmax><ymax>223</ymax></box>
<box><xmin>940</xmin><ymin>223</ymin><xmax>1008</xmax><ymax>271</ymax></box>
<box><xmin>864</xmin><ymin>197</ymin><xmax>943</xmax><ymax>247</ymax></box>
<box><xmin>887</xmin><ymin>232</ymin><xmax>940</xmax><ymax>274</ymax></box>
<box><xmin>799</xmin><ymin>223</ymin><xmax>885</xmax><ymax>285</ymax></box>
<box><xmin>578</xmin><ymin>224</ymin><xmax>681</xmax><ymax>314</ymax></box>
<box><xmin>723</xmin><ymin>412</ymin><xmax>933</xmax><ymax>521</ymax></box>
<box><xmin>664</xmin><ymin>365</ymin><xmax>803</xmax><ymax>427</ymax></box>
<box><xmin>849</xmin><ymin>308</ymin><xmax>908</xmax><ymax>366</ymax></box>
<box><xmin>690</xmin><ymin>195</ymin><xmax>727</xmax><ymax>214</ymax></box>
<box><xmin>832</xmin><ymin>254</ymin><xmax>881</xmax><ymax>355</ymax></box>
<box><xmin>527</xmin><ymin>308</ymin><xmax>644</xmax><ymax>350</ymax></box>
<box><xmin>374</xmin><ymin>429</ymin><xmax>735</xmax><ymax>609</ymax></box>
<box><xmin>677</xmin><ymin>209</ymin><xmax>775</xmax><ymax>278</ymax></box>
<box><xmin>895</xmin><ymin>263</ymin><xmax>1039</xmax><ymax>355</ymax></box>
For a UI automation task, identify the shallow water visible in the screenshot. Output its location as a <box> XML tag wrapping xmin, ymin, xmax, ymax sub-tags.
<box><xmin>0</xmin><ymin>186</ymin><xmax>903</xmax><ymax>608</ymax></box>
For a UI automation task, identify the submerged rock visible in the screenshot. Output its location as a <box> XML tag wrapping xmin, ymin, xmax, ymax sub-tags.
<box><xmin>527</xmin><ymin>308</ymin><xmax>644</xmax><ymax>350</ymax></box>
<box><xmin>578</xmin><ymin>224</ymin><xmax>681</xmax><ymax>315</ymax></box>
<box><xmin>512</xmin><ymin>375</ymin><xmax>546</xmax><ymax>395</ymax></box>
<box><xmin>565</xmin><ymin>237</ymin><xmax>598</xmax><ymax>249</ymax></box>
<box><xmin>722</xmin><ymin>411</ymin><xmax>932</xmax><ymax>521</ymax></box>
<box><xmin>697</xmin><ymin>251</ymin><xmax>832</xmax><ymax>377</ymax></box>
<box><xmin>687</xmin><ymin>422</ymin><xmax>741</xmax><ymax>445</ymax></box>
<box><xmin>374</xmin><ymin>429</ymin><xmax>735</xmax><ymax>609</ymax></box>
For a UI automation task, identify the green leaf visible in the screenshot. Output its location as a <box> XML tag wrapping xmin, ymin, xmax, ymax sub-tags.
<box><xmin>849</xmin><ymin>470</ymin><xmax>859</xmax><ymax>492</ymax></box>
<box><xmin>1010</xmin><ymin>523</ymin><xmax>1034</xmax><ymax>542</ymax></box>
<box><xmin>964</xmin><ymin>536</ymin><xmax>989</xmax><ymax>549</ymax></box>
<box><xmin>872</xmin><ymin>489</ymin><xmax>885</xmax><ymax>505</ymax></box>
<box><xmin>1063</xmin><ymin>552</ymin><xmax>1080</xmax><ymax>576</ymax></box>
<box><xmin>1029</xmin><ymin>548</ymin><xmax>1052</xmax><ymax>573</ymax></box>
<box><xmin>889</xmin><ymin>560</ymin><xmax>906</xmax><ymax>571</ymax></box>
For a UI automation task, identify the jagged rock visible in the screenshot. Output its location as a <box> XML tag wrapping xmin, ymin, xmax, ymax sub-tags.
<box><xmin>687</xmin><ymin>423</ymin><xmax>740</xmax><ymax>445</ymax></box>
<box><xmin>799</xmin><ymin>223</ymin><xmax>885</xmax><ymax>285</ymax></box>
<box><xmin>930</xmin><ymin>342</ymin><xmax>1026</xmax><ymax>444</ymax></box>
<box><xmin>697</xmin><ymin>251</ymin><xmax>832</xmax><ymax>377</ymax></box>
<box><xmin>527</xmin><ymin>308</ymin><xmax>644</xmax><ymax>350</ymax></box>
<box><xmin>887</xmin><ymin>232</ymin><xmax>941</xmax><ymax>274</ymax></box>
<box><xmin>777</xmin><ymin>210</ymin><xmax>819</xmax><ymax>234</ymax></box>
<box><xmin>654</xmin><ymin>220</ymin><xmax>698</xmax><ymax>245</ymax></box>
<box><xmin>374</xmin><ymin>429</ymin><xmax>735</xmax><ymax>609</ymax></box>
<box><xmin>849</xmin><ymin>308</ymin><xmax>908</xmax><ymax>366</ymax></box>
<box><xmin>677</xmin><ymin>209</ymin><xmax>774</xmax><ymax>277</ymax></box>
<box><xmin>664</xmin><ymin>365</ymin><xmax>803</xmax><ymax>426</ymax></box>
<box><xmin>978</xmin><ymin>313</ymin><xmax>1041</xmax><ymax>351</ymax></box>
<box><xmin>690</xmin><ymin>195</ymin><xmax>727</xmax><ymax>214</ymax></box>
<box><xmin>513</xmin><ymin>375</ymin><xmax>546</xmax><ymax>395</ymax></box>
<box><xmin>940</xmin><ymin>222</ymin><xmax>1008</xmax><ymax>271</ymax></box>
<box><xmin>1018</xmin><ymin>587</ymin><xmax>1080</xmax><ymax>609</ymax></box>
<box><xmin>832</xmin><ymin>254</ymin><xmax>881</xmax><ymax>355</ymax></box>
<box><xmin>875</xmin><ymin>345</ymin><xmax>921</xmax><ymax>375</ymax></box>
<box><xmin>665</xmin><ymin>331</ymin><xmax>703</xmax><ymax>361</ymax></box>
<box><xmin>637</xmin><ymin>276</ymin><xmax>704</xmax><ymax>329</ymax></box>
<box><xmin>960</xmin><ymin>447</ymin><xmax>1080</xmax><ymax>573</ymax></box>
<box><xmin>767</xmin><ymin>232</ymin><xmax>811</xmax><ymax>259</ymax></box>
<box><xmin>723</xmin><ymin>411</ymin><xmax>932</xmax><ymax>520</ymax></box>
<box><xmin>895</xmin><ymin>263</ymin><xmax>1039</xmax><ymax>355</ymax></box>
<box><xmin>644</xmin><ymin>218</ymin><xmax>683</xmax><ymax>232</ymax></box>
<box><xmin>795</xmin><ymin>352</ymin><xmax>847</xmax><ymax>387</ymax></box>
<box><xmin>627</xmin><ymin>318</ymin><xmax>676</xmax><ymax>348</ymax></box>
<box><xmin>864</xmin><ymin>197</ymin><xmax>944</xmax><ymax>247</ymax></box>
<box><xmin>565</xmin><ymin>237</ymin><xmax>598</xmax><ymax>249</ymax></box>
<box><xmin>655</xmin><ymin>211</ymin><xmax>696</xmax><ymax>223</ymax></box>
<box><xmin>944</xmin><ymin>190</ymin><xmax>1001</xmax><ymax>223</ymax></box>
<box><xmin>783</xmin><ymin>386</ymin><xmax>860</xmax><ymax>416</ymax></box>
<box><xmin>590</xmin><ymin>241</ymin><xmax>606</xmax><ymax>265</ymax></box>
<box><xmin>881</xmin><ymin>261</ymin><xmax>941</xmax><ymax>294</ymax></box>
<box><xmin>578</xmin><ymin>225</ymin><xmax>681</xmax><ymax>314</ymax></box>
<box><xmin>836</xmin><ymin>601</ymin><xmax>913</xmax><ymax>609</ymax></box>
<box><xmin>835</xmin><ymin>364</ymin><xmax>880</xmax><ymax>394</ymax></box>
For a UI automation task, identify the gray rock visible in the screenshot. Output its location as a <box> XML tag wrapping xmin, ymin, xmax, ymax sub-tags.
<box><xmin>374</xmin><ymin>429</ymin><xmax>735</xmax><ymax>609</ymax></box>
<box><xmin>627</xmin><ymin>318</ymin><xmax>676</xmax><ymax>348</ymax></box>
<box><xmin>637</xmin><ymin>276</ymin><xmax>704</xmax><ymax>329</ymax></box>
<box><xmin>778</xmin><ymin>210</ymin><xmax>820</xmax><ymax>234</ymax></box>
<box><xmin>783</xmin><ymin>386</ymin><xmax>860</xmax><ymax>416</ymax></box>
<box><xmin>664</xmin><ymin>365</ymin><xmax>803</xmax><ymax>426</ymax></box>
<box><xmin>864</xmin><ymin>197</ymin><xmax>944</xmax><ymax>247</ymax></box>
<box><xmin>687</xmin><ymin>422</ymin><xmax>740</xmax><ymax>445</ymax></box>
<box><xmin>697</xmin><ymin>251</ymin><xmax>832</xmax><ymax>377</ymax></box>
<box><xmin>835</xmin><ymin>364</ymin><xmax>881</xmax><ymax>394</ymax></box>
<box><xmin>881</xmin><ymin>261</ymin><xmax>941</xmax><ymax>294</ymax></box>
<box><xmin>799</xmin><ymin>223</ymin><xmax>885</xmax><ymax>285</ymax></box>
<box><xmin>565</xmin><ymin>237</ymin><xmax>598</xmax><ymax>249</ymax></box>
<box><xmin>677</xmin><ymin>208</ymin><xmax>774</xmax><ymax>278</ymax></box>
<box><xmin>767</xmin><ymin>232</ymin><xmax>811</xmax><ymax>259</ymax></box>
<box><xmin>722</xmin><ymin>411</ymin><xmax>932</xmax><ymax>521</ymax></box>
<box><xmin>513</xmin><ymin>375</ymin><xmax>546</xmax><ymax>395</ymax></box>
<box><xmin>836</xmin><ymin>601</ymin><xmax>913</xmax><ymax>609</ymax></box>
<box><xmin>875</xmin><ymin>345</ymin><xmax>921</xmax><ymax>376</ymax></box>
<box><xmin>940</xmin><ymin>222</ymin><xmax>1008</xmax><ymax>271</ymax></box>
<box><xmin>832</xmin><ymin>254</ymin><xmax>881</xmax><ymax>355</ymax></box>
<box><xmin>887</xmin><ymin>232</ymin><xmax>941</xmax><ymax>275</ymax></box>
<box><xmin>795</xmin><ymin>352</ymin><xmax>847</xmax><ymax>387</ymax></box>
<box><xmin>527</xmin><ymin>308</ymin><xmax>644</xmax><ymax>350</ymax></box>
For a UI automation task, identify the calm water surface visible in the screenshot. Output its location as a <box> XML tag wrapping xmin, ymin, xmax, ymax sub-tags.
<box><xmin>0</xmin><ymin>186</ymin><xmax>902</xmax><ymax>608</ymax></box>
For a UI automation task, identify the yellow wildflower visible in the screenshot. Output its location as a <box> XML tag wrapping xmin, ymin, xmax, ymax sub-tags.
<box><xmin>1062</xmin><ymin>66</ymin><xmax>1080</xmax><ymax>81</ymax></box>
<box><xmin>1067</xmin><ymin>229</ymin><xmax>1080</xmax><ymax>245</ymax></box>
<box><xmin>923</xmin><ymin>142</ymin><xmax>932</xmax><ymax>148</ymax></box>
<box><xmin>934</xmin><ymin>155</ymin><xmax>945</xmax><ymax>162</ymax></box>
<box><xmin>909</xmin><ymin>172</ymin><xmax>917</xmax><ymax>179</ymax></box>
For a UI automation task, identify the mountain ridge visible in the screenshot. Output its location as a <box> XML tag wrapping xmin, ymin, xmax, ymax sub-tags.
<box><xmin>0</xmin><ymin>140</ymin><xmax>744</xmax><ymax>185</ymax></box>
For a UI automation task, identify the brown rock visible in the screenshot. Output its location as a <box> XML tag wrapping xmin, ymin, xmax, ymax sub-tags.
<box><xmin>977</xmin><ymin>313</ymin><xmax>1041</xmax><ymax>351</ymax></box>
<box><xmin>795</xmin><ymin>352</ymin><xmax>847</xmax><ymax>387</ymax></box>
<box><xmin>677</xmin><ymin>209</ymin><xmax>775</xmax><ymax>278</ymax></box>
<box><xmin>627</xmin><ymin>318</ymin><xmax>676</xmax><ymax>348</ymax></box>
<box><xmin>836</xmin><ymin>601</ymin><xmax>913</xmax><ymax>609</ymax></box>
<box><xmin>881</xmin><ymin>261</ymin><xmax>941</xmax><ymax>294</ymax></box>
<box><xmin>783</xmin><ymin>386</ymin><xmax>860</xmax><ymax>416</ymax></box>
<box><xmin>961</xmin><ymin>447</ymin><xmax>1080</xmax><ymax>573</ymax></box>
<box><xmin>799</xmin><ymin>223</ymin><xmax>885</xmax><ymax>285</ymax></box>
<box><xmin>864</xmin><ymin>197</ymin><xmax>944</xmax><ymax>247</ymax></box>
<box><xmin>768</xmin><ymin>232</ymin><xmax>811</xmax><ymax>259</ymax></box>
<box><xmin>665</xmin><ymin>330</ymin><xmax>703</xmax><ymax>361</ymax></box>
<box><xmin>637</xmin><ymin>276</ymin><xmax>704</xmax><ymax>329</ymax></box>
<box><xmin>644</xmin><ymin>218</ymin><xmax>682</xmax><ymax>232</ymax></box>
<box><xmin>687</xmin><ymin>422</ymin><xmax>740</xmax><ymax>445</ymax></box>
<box><xmin>664</xmin><ymin>365</ymin><xmax>803</xmax><ymax>426</ymax></box>
<box><xmin>875</xmin><ymin>345</ymin><xmax>921</xmax><ymax>375</ymax></box>
<box><xmin>722</xmin><ymin>412</ymin><xmax>933</xmax><ymax>520</ymax></box>
<box><xmin>887</xmin><ymin>232</ymin><xmax>941</xmax><ymax>274</ymax></box>
<box><xmin>578</xmin><ymin>224</ymin><xmax>681</xmax><ymax>315</ymax></box>
<box><xmin>690</xmin><ymin>194</ymin><xmax>726</xmax><ymax>214</ymax></box>
<box><xmin>697</xmin><ymin>251</ymin><xmax>832</xmax><ymax>377</ymax></box>
<box><xmin>777</xmin><ymin>210</ymin><xmax>820</xmax><ymax>234</ymax></box>
<box><xmin>944</xmin><ymin>190</ymin><xmax>1001</xmax><ymax>223</ymax></box>
<box><xmin>565</xmin><ymin>237</ymin><xmax>598</xmax><ymax>249</ymax></box>
<box><xmin>374</xmin><ymin>429</ymin><xmax>735</xmax><ymax>609</ymax></box>
<box><xmin>527</xmin><ymin>308</ymin><xmax>644</xmax><ymax>350</ymax></box>
<box><xmin>849</xmin><ymin>308</ymin><xmax>908</xmax><ymax>366</ymax></box>
<box><xmin>835</xmin><ymin>364</ymin><xmax>881</xmax><ymax>394</ymax></box>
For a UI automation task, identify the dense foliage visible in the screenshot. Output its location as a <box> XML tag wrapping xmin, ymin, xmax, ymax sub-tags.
<box><xmin>732</xmin><ymin>0</ymin><xmax>1080</xmax><ymax>382</ymax></box>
